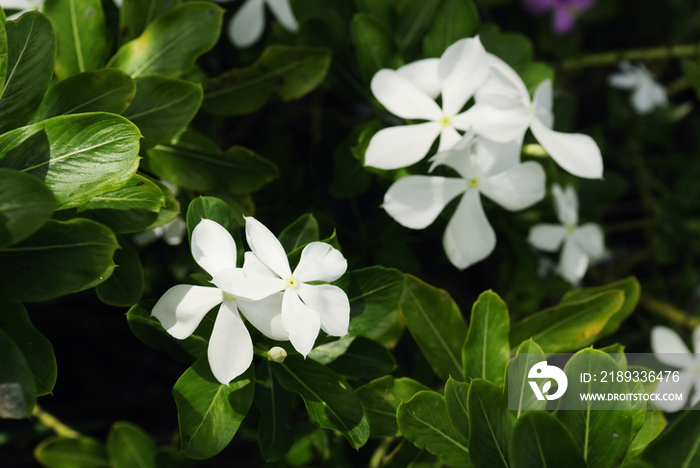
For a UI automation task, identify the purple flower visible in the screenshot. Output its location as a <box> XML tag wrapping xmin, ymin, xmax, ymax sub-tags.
<box><xmin>524</xmin><ymin>0</ymin><xmax>596</xmax><ymax>34</ymax></box>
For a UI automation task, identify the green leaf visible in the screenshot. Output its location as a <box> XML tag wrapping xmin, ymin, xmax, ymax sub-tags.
<box><xmin>395</xmin><ymin>0</ymin><xmax>442</xmax><ymax>52</ymax></box>
<box><xmin>154</xmin><ymin>448</ymin><xmax>192</xmax><ymax>468</ymax></box>
<box><xmin>479</xmin><ymin>24</ymin><xmax>532</xmax><ymax>68</ymax></box>
<box><xmin>398</xmin><ymin>275</ymin><xmax>468</xmax><ymax>380</ymax></box>
<box><xmin>509</xmin><ymin>411</ymin><xmax>586</xmax><ymax>468</ymax></box>
<box><xmin>642</xmin><ymin>404</ymin><xmax>700</xmax><ymax>468</ymax></box>
<box><xmin>0</xmin><ymin>12</ymin><xmax>56</xmax><ymax>133</ymax></box>
<box><xmin>514</xmin><ymin>62</ymin><xmax>555</xmax><ymax>96</ymax></box>
<box><xmin>423</xmin><ymin>0</ymin><xmax>480</xmax><ymax>58</ymax></box>
<box><xmin>202</xmin><ymin>45</ymin><xmax>331</xmax><ymax>117</ymax></box>
<box><xmin>468</xmin><ymin>379</ymin><xmax>513</xmax><ymax>468</ymax></box>
<box><xmin>0</xmin><ymin>327</ymin><xmax>36</xmax><ymax>418</ymax></box>
<box><xmin>0</xmin><ymin>113</ymin><xmax>141</xmax><ymax>210</ymax></box>
<box><xmin>682</xmin><ymin>60</ymin><xmax>700</xmax><ymax>101</ymax></box>
<box><xmin>509</xmin><ymin>291</ymin><xmax>624</xmax><ymax>353</ymax></box>
<box><xmin>278</xmin><ymin>213</ymin><xmax>320</xmax><ymax>252</ymax></box>
<box><xmin>350</xmin><ymin>13</ymin><xmax>403</xmax><ymax>81</ymax></box>
<box><xmin>107</xmin><ymin>421</ymin><xmax>156</xmax><ymax>468</ymax></box>
<box><xmin>95</xmin><ymin>241</ymin><xmax>144</xmax><ymax>307</ymax></box>
<box><xmin>0</xmin><ymin>21</ymin><xmax>8</xmax><ymax>91</ymax></box>
<box><xmin>0</xmin><ymin>168</ymin><xmax>56</xmax><ymax>248</ymax></box>
<box><xmin>356</xmin><ymin>376</ymin><xmax>429</xmax><ymax>438</ymax></box>
<box><xmin>462</xmin><ymin>290</ymin><xmax>510</xmax><ymax>387</ymax></box>
<box><xmin>505</xmin><ymin>339</ymin><xmax>546</xmax><ymax>417</ymax></box>
<box><xmin>329</xmin><ymin>123</ymin><xmax>373</xmax><ymax>199</ymax></box>
<box><xmin>255</xmin><ymin>361</ymin><xmax>293</xmax><ymax>462</ymax></box>
<box><xmin>123</xmin><ymin>76</ymin><xmax>202</xmax><ymax>149</ymax></box>
<box><xmin>119</xmin><ymin>0</ymin><xmax>182</xmax><ymax>44</ymax></box>
<box><xmin>626</xmin><ymin>409</ymin><xmax>666</xmax><ymax>460</ymax></box>
<box><xmin>173</xmin><ymin>357</ymin><xmax>255</xmax><ymax>460</ymax></box>
<box><xmin>107</xmin><ymin>1</ymin><xmax>223</xmax><ymax>78</ymax></box>
<box><xmin>336</xmin><ymin>266</ymin><xmax>404</xmax><ymax>337</ymax></box>
<box><xmin>0</xmin><ymin>302</ymin><xmax>56</xmax><ymax>396</ymax></box>
<box><xmin>34</xmin><ymin>436</ymin><xmax>109</xmax><ymax>468</ymax></box>
<box><xmin>0</xmin><ymin>218</ymin><xmax>118</xmax><ymax>302</ymax></box>
<box><xmin>43</xmin><ymin>0</ymin><xmax>109</xmax><ymax>80</ymax></box>
<box><xmin>272</xmin><ymin>356</ymin><xmax>370</xmax><ymax>449</ymax></box>
<box><xmin>147</xmin><ymin>130</ymin><xmax>278</xmax><ymax>195</ymax></box>
<box><xmin>185</xmin><ymin>196</ymin><xmax>234</xmax><ymax>242</ymax></box>
<box><xmin>142</xmin><ymin>176</ymin><xmax>179</xmax><ymax>230</ymax></box>
<box><xmin>444</xmin><ymin>378</ymin><xmax>470</xmax><ymax>440</ymax></box>
<box><xmin>30</xmin><ymin>69</ymin><xmax>136</xmax><ymax>123</ymax></box>
<box><xmin>325</xmin><ymin>336</ymin><xmax>397</xmax><ymax>380</ymax></box>
<box><xmin>397</xmin><ymin>390</ymin><xmax>471</xmax><ymax>467</ymax></box>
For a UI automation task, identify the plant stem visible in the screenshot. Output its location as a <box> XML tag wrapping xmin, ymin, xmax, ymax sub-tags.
<box><xmin>563</xmin><ymin>43</ymin><xmax>700</xmax><ymax>70</ymax></box>
<box><xmin>641</xmin><ymin>296</ymin><xmax>700</xmax><ymax>329</ymax></box>
<box><xmin>32</xmin><ymin>406</ymin><xmax>81</xmax><ymax>438</ymax></box>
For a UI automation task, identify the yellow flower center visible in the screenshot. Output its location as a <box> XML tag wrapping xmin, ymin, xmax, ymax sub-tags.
<box><xmin>566</xmin><ymin>225</ymin><xmax>576</xmax><ymax>235</ymax></box>
<box><xmin>439</xmin><ymin>115</ymin><xmax>452</xmax><ymax>127</ymax></box>
<box><xmin>468</xmin><ymin>177</ymin><xmax>480</xmax><ymax>188</ymax></box>
<box><xmin>286</xmin><ymin>276</ymin><xmax>300</xmax><ymax>289</ymax></box>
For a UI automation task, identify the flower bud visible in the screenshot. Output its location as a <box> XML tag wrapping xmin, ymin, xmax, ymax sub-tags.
<box><xmin>268</xmin><ymin>347</ymin><xmax>287</xmax><ymax>363</ymax></box>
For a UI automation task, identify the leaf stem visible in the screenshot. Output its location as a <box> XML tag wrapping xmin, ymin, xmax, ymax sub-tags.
<box><xmin>641</xmin><ymin>296</ymin><xmax>700</xmax><ymax>330</ymax></box>
<box><xmin>32</xmin><ymin>405</ymin><xmax>81</xmax><ymax>438</ymax></box>
<box><xmin>562</xmin><ymin>43</ymin><xmax>700</xmax><ymax>70</ymax></box>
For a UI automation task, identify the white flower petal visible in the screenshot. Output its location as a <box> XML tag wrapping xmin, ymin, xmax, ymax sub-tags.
<box><xmin>297</xmin><ymin>283</ymin><xmax>350</xmax><ymax>337</ymax></box>
<box><xmin>282</xmin><ymin>289</ymin><xmax>321</xmax><ymax>357</ymax></box>
<box><xmin>398</xmin><ymin>59</ymin><xmax>441</xmax><ymax>99</ymax></box>
<box><xmin>652</xmin><ymin>370</ymin><xmax>695</xmax><ymax>412</ymax></box>
<box><xmin>364</xmin><ymin>122</ymin><xmax>443</xmax><ymax>170</ymax></box>
<box><xmin>530</xmin><ymin>119</ymin><xmax>603</xmax><ymax>179</ymax></box>
<box><xmin>462</xmin><ymin>103</ymin><xmax>533</xmax><ymax>143</ymax></box>
<box><xmin>438</xmin><ymin>126</ymin><xmax>462</xmax><ymax>152</ymax></box>
<box><xmin>370</xmin><ymin>69</ymin><xmax>443</xmax><ymax>120</ymax></box>
<box><xmin>632</xmin><ymin>79</ymin><xmax>667</xmax><ymax>115</ymax></box>
<box><xmin>533</xmin><ymin>79</ymin><xmax>554</xmax><ymax>129</ymax></box>
<box><xmin>480</xmin><ymin>161</ymin><xmax>545</xmax><ymax>211</ymax></box>
<box><xmin>383</xmin><ymin>176</ymin><xmax>466</xmax><ymax>229</ymax></box>
<box><xmin>558</xmin><ymin>237</ymin><xmax>589</xmax><ymax>284</ymax></box>
<box><xmin>242</xmin><ymin>251</ymin><xmax>277</xmax><ymax>277</ymax></box>
<box><xmin>430</xmin><ymin>135</ymin><xmax>476</xmax><ymax>178</ymax></box>
<box><xmin>443</xmin><ymin>189</ymin><xmax>495</xmax><ymax>270</ymax></box>
<box><xmin>438</xmin><ymin>37</ymin><xmax>489</xmax><ymax>116</ymax></box>
<box><xmin>528</xmin><ymin>224</ymin><xmax>566</xmax><ymax>252</ymax></box>
<box><xmin>474</xmin><ymin>75</ymin><xmax>524</xmax><ymax>109</ymax></box>
<box><xmin>229</xmin><ymin>0</ymin><xmax>266</xmax><ymax>48</ymax></box>
<box><xmin>191</xmin><ymin>219</ymin><xmax>238</xmax><ymax>277</ymax></box>
<box><xmin>293</xmin><ymin>242</ymin><xmax>347</xmax><ymax>283</ymax></box>
<box><xmin>573</xmin><ymin>223</ymin><xmax>605</xmax><ymax>258</ymax></box>
<box><xmin>152</xmin><ymin>285</ymin><xmax>224</xmax><ymax>339</ymax></box>
<box><xmin>245</xmin><ymin>216</ymin><xmax>292</xmax><ymax>279</ymax></box>
<box><xmin>485</xmin><ymin>53</ymin><xmax>530</xmax><ymax>97</ymax></box>
<box><xmin>211</xmin><ymin>267</ymin><xmax>285</xmax><ymax>301</ymax></box>
<box><xmin>266</xmin><ymin>0</ymin><xmax>298</xmax><ymax>32</ymax></box>
<box><xmin>607</xmin><ymin>71</ymin><xmax>639</xmax><ymax>90</ymax></box>
<box><xmin>237</xmin><ymin>293</ymin><xmax>288</xmax><ymax>340</ymax></box>
<box><xmin>208</xmin><ymin>299</ymin><xmax>254</xmax><ymax>384</ymax></box>
<box><xmin>651</xmin><ymin>326</ymin><xmax>694</xmax><ymax>368</ymax></box>
<box><xmin>162</xmin><ymin>217</ymin><xmax>186</xmax><ymax>246</ymax></box>
<box><xmin>694</xmin><ymin>326</ymin><xmax>700</xmax><ymax>358</ymax></box>
<box><xmin>475</xmin><ymin>134</ymin><xmax>523</xmax><ymax>176</ymax></box>
<box><xmin>552</xmin><ymin>184</ymin><xmax>578</xmax><ymax>227</ymax></box>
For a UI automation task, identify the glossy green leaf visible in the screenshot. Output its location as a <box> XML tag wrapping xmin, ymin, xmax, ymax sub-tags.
<box><xmin>147</xmin><ymin>130</ymin><xmax>278</xmax><ymax>195</ymax></box>
<box><xmin>0</xmin><ymin>219</ymin><xmax>118</xmax><ymax>302</ymax></box>
<box><xmin>479</xmin><ymin>24</ymin><xmax>532</xmax><ymax>67</ymax></box>
<box><xmin>173</xmin><ymin>357</ymin><xmax>255</xmax><ymax>459</ymax></box>
<box><xmin>395</xmin><ymin>0</ymin><xmax>441</xmax><ymax>51</ymax></box>
<box><xmin>509</xmin><ymin>411</ymin><xmax>586</xmax><ymax>468</ymax></box>
<box><xmin>509</xmin><ymin>291</ymin><xmax>624</xmax><ymax>353</ymax></box>
<box><xmin>255</xmin><ymin>361</ymin><xmax>293</xmax><ymax>462</ymax></box>
<box><xmin>108</xmin><ymin>2</ymin><xmax>223</xmax><ymax>78</ymax></box>
<box><xmin>642</xmin><ymin>404</ymin><xmax>700</xmax><ymax>468</ymax></box>
<box><xmin>34</xmin><ymin>436</ymin><xmax>109</xmax><ymax>468</ymax></box>
<box><xmin>272</xmin><ymin>356</ymin><xmax>370</xmax><ymax>449</ymax></box>
<box><xmin>397</xmin><ymin>390</ymin><xmax>471</xmax><ymax>467</ymax></box>
<box><xmin>398</xmin><ymin>275</ymin><xmax>467</xmax><ymax>380</ymax></box>
<box><xmin>356</xmin><ymin>376</ymin><xmax>429</xmax><ymax>438</ymax></box>
<box><xmin>119</xmin><ymin>0</ymin><xmax>182</xmax><ymax>44</ymax></box>
<box><xmin>43</xmin><ymin>0</ymin><xmax>109</xmax><ymax>80</ymax></box>
<box><xmin>423</xmin><ymin>0</ymin><xmax>480</xmax><ymax>58</ymax></box>
<box><xmin>307</xmin><ymin>337</ymin><xmax>355</xmax><ymax>365</ymax></box>
<box><xmin>95</xmin><ymin>241</ymin><xmax>144</xmax><ymax>307</ymax></box>
<box><xmin>142</xmin><ymin>176</ymin><xmax>179</xmax><ymax>230</ymax></box>
<box><xmin>444</xmin><ymin>378</ymin><xmax>470</xmax><ymax>440</ymax></box>
<box><xmin>0</xmin><ymin>303</ymin><xmax>56</xmax><ymax>396</ymax></box>
<box><xmin>620</xmin><ymin>461</ymin><xmax>656</xmax><ymax>468</ymax></box>
<box><xmin>462</xmin><ymin>290</ymin><xmax>510</xmax><ymax>387</ymax></box>
<box><xmin>468</xmin><ymin>379</ymin><xmax>513</xmax><ymax>468</ymax></box>
<box><xmin>107</xmin><ymin>421</ymin><xmax>156</xmax><ymax>468</ymax></box>
<box><xmin>0</xmin><ymin>168</ymin><xmax>56</xmax><ymax>248</ymax></box>
<box><xmin>506</xmin><ymin>339</ymin><xmax>546</xmax><ymax>417</ymax></box>
<box><xmin>30</xmin><ymin>69</ymin><xmax>136</xmax><ymax>123</ymax></box>
<box><xmin>626</xmin><ymin>409</ymin><xmax>666</xmax><ymax>460</ymax></box>
<box><xmin>278</xmin><ymin>213</ymin><xmax>320</xmax><ymax>253</ymax></box>
<box><xmin>0</xmin><ymin>12</ymin><xmax>55</xmax><ymax>133</ymax></box>
<box><xmin>350</xmin><ymin>13</ymin><xmax>403</xmax><ymax>81</ymax></box>
<box><xmin>202</xmin><ymin>45</ymin><xmax>331</xmax><ymax>116</ymax></box>
<box><xmin>0</xmin><ymin>113</ymin><xmax>141</xmax><ymax>210</ymax></box>
<box><xmin>185</xmin><ymin>196</ymin><xmax>233</xmax><ymax>242</ymax></box>
<box><xmin>0</xmin><ymin>21</ymin><xmax>8</xmax><ymax>90</ymax></box>
<box><xmin>0</xmin><ymin>328</ymin><xmax>35</xmax><ymax>418</ymax></box>
<box><xmin>123</xmin><ymin>76</ymin><xmax>202</xmax><ymax>149</ymax></box>
<box><xmin>326</xmin><ymin>336</ymin><xmax>397</xmax><ymax>379</ymax></box>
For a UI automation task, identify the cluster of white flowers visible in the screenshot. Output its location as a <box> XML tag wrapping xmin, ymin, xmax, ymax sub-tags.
<box><xmin>152</xmin><ymin>217</ymin><xmax>350</xmax><ymax>384</ymax></box>
<box><xmin>369</xmin><ymin>37</ymin><xmax>604</xmax><ymax>271</ymax></box>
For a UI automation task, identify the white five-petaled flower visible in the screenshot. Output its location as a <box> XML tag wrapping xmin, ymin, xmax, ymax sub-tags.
<box><xmin>364</xmin><ymin>37</ymin><xmax>490</xmax><ymax>170</ymax></box>
<box><xmin>528</xmin><ymin>184</ymin><xmax>604</xmax><ymax>284</ymax></box>
<box><xmin>465</xmin><ymin>54</ymin><xmax>603</xmax><ymax>179</ymax></box>
<box><xmin>211</xmin><ymin>216</ymin><xmax>350</xmax><ymax>357</ymax></box>
<box><xmin>608</xmin><ymin>61</ymin><xmax>668</xmax><ymax>115</ymax></box>
<box><xmin>650</xmin><ymin>326</ymin><xmax>700</xmax><ymax>412</ymax></box>
<box><xmin>152</xmin><ymin>219</ymin><xmax>287</xmax><ymax>384</ymax></box>
<box><xmin>383</xmin><ymin>133</ymin><xmax>546</xmax><ymax>270</ymax></box>
<box><xmin>213</xmin><ymin>0</ymin><xmax>298</xmax><ymax>49</ymax></box>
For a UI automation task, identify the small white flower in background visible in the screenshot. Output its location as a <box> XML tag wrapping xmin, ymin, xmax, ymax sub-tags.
<box><xmin>132</xmin><ymin>181</ymin><xmax>186</xmax><ymax>247</ymax></box>
<box><xmin>528</xmin><ymin>184</ymin><xmax>604</xmax><ymax>284</ymax></box>
<box><xmin>268</xmin><ymin>346</ymin><xmax>287</xmax><ymax>363</ymax></box>
<box><xmin>364</xmin><ymin>37</ymin><xmax>490</xmax><ymax>170</ymax></box>
<box><xmin>383</xmin><ymin>132</ymin><xmax>546</xmax><ymax>270</ymax></box>
<box><xmin>465</xmin><ymin>54</ymin><xmax>603</xmax><ymax>179</ymax></box>
<box><xmin>211</xmin><ymin>216</ymin><xmax>350</xmax><ymax>357</ymax></box>
<box><xmin>650</xmin><ymin>326</ymin><xmax>700</xmax><ymax>412</ymax></box>
<box><xmin>608</xmin><ymin>61</ymin><xmax>668</xmax><ymax>115</ymax></box>
<box><xmin>2</xmin><ymin>0</ymin><xmax>42</xmax><ymax>20</ymax></box>
<box><xmin>213</xmin><ymin>0</ymin><xmax>298</xmax><ymax>49</ymax></box>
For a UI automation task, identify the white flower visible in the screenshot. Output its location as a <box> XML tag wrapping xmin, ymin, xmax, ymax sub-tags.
<box><xmin>650</xmin><ymin>326</ymin><xmax>700</xmax><ymax>412</ymax></box>
<box><xmin>214</xmin><ymin>0</ymin><xmax>298</xmax><ymax>49</ymax></box>
<box><xmin>152</xmin><ymin>219</ymin><xmax>287</xmax><ymax>384</ymax></box>
<box><xmin>2</xmin><ymin>0</ymin><xmax>42</xmax><ymax>20</ymax></box>
<box><xmin>383</xmin><ymin>133</ymin><xmax>546</xmax><ymax>270</ymax></box>
<box><xmin>133</xmin><ymin>216</ymin><xmax>186</xmax><ymax>246</ymax></box>
<box><xmin>528</xmin><ymin>184</ymin><xmax>604</xmax><ymax>284</ymax></box>
<box><xmin>211</xmin><ymin>216</ymin><xmax>350</xmax><ymax>357</ymax></box>
<box><xmin>364</xmin><ymin>37</ymin><xmax>490</xmax><ymax>170</ymax></box>
<box><xmin>465</xmin><ymin>54</ymin><xmax>603</xmax><ymax>179</ymax></box>
<box><xmin>608</xmin><ymin>61</ymin><xmax>667</xmax><ymax>115</ymax></box>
